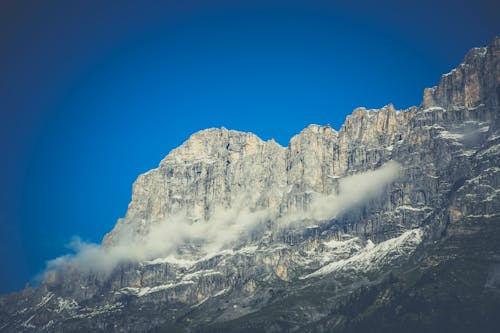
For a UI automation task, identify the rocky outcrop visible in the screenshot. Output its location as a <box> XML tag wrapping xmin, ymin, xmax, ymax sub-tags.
<box><xmin>105</xmin><ymin>103</ymin><xmax>410</xmax><ymax>246</ymax></box>
<box><xmin>423</xmin><ymin>37</ymin><xmax>500</xmax><ymax>110</ymax></box>
<box><xmin>104</xmin><ymin>129</ymin><xmax>287</xmax><ymax>245</ymax></box>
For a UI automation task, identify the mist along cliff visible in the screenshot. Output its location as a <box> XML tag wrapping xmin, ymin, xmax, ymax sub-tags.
<box><xmin>1</xmin><ymin>37</ymin><xmax>499</xmax><ymax>333</ymax></box>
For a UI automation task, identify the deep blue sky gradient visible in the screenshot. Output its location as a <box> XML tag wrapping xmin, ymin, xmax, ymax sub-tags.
<box><xmin>1</xmin><ymin>0</ymin><xmax>499</xmax><ymax>293</ymax></box>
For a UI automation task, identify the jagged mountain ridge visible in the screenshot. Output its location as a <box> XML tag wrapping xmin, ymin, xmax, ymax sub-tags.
<box><xmin>105</xmin><ymin>103</ymin><xmax>407</xmax><ymax>247</ymax></box>
<box><xmin>0</xmin><ymin>37</ymin><xmax>499</xmax><ymax>333</ymax></box>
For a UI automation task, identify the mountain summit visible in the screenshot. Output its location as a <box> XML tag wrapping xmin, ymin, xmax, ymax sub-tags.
<box><xmin>1</xmin><ymin>37</ymin><xmax>499</xmax><ymax>333</ymax></box>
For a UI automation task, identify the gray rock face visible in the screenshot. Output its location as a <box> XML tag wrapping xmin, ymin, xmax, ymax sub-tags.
<box><xmin>1</xmin><ymin>37</ymin><xmax>499</xmax><ymax>333</ymax></box>
<box><xmin>423</xmin><ymin>38</ymin><xmax>500</xmax><ymax>110</ymax></box>
<box><xmin>105</xmin><ymin>103</ymin><xmax>409</xmax><ymax>246</ymax></box>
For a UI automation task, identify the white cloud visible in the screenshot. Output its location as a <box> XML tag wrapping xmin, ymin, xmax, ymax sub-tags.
<box><xmin>44</xmin><ymin>161</ymin><xmax>400</xmax><ymax>278</ymax></box>
<box><xmin>275</xmin><ymin>161</ymin><xmax>400</xmax><ymax>228</ymax></box>
<box><xmin>46</xmin><ymin>206</ymin><xmax>273</xmax><ymax>277</ymax></box>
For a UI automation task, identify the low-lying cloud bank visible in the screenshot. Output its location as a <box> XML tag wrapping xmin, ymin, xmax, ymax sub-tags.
<box><xmin>44</xmin><ymin>161</ymin><xmax>401</xmax><ymax>278</ymax></box>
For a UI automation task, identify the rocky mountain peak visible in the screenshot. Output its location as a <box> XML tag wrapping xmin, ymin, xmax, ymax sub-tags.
<box><xmin>339</xmin><ymin>104</ymin><xmax>406</xmax><ymax>146</ymax></box>
<box><xmin>288</xmin><ymin>124</ymin><xmax>337</xmax><ymax>148</ymax></box>
<box><xmin>422</xmin><ymin>36</ymin><xmax>499</xmax><ymax>110</ymax></box>
<box><xmin>160</xmin><ymin>127</ymin><xmax>277</xmax><ymax>165</ymax></box>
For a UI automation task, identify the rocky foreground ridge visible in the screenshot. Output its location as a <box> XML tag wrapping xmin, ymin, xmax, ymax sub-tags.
<box><xmin>1</xmin><ymin>37</ymin><xmax>499</xmax><ymax>333</ymax></box>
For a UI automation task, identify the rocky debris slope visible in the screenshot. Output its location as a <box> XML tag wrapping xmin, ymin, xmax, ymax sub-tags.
<box><xmin>0</xmin><ymin>37</ymin><xmax>499</xmax><ymax>333</ymax></box>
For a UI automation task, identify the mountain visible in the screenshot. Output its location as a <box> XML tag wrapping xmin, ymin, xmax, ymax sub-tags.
<box><xmin>1</xmin><ymin>37</ymin><xmax>499</xmax><ymax>333</ymax></box>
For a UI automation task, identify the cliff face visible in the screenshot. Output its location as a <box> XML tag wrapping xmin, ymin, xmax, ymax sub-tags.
<box><xmin>1</xmin><ymin>37</ymin><xmax>499</xmax><ymax>333</ymax></box>
<box><xmin>423</xmin><ymin>38</ymin><xmax>500</xmax><ymax>110</ymax></box>
<box><xmin>105</xmin><ymin>103</ymin><xmax>409</xmax><ymax>246</ymax></box>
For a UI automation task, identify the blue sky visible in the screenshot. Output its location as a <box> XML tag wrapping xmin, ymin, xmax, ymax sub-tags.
<box><xmin>0</xmin><ymin>0</ymin><xmax>498</xmax><ymax>293</ymax></box>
